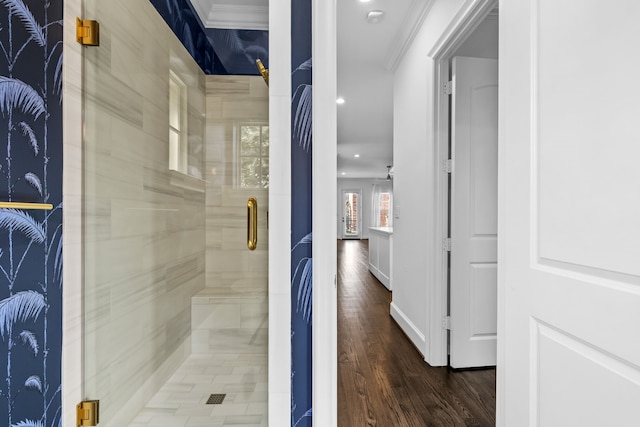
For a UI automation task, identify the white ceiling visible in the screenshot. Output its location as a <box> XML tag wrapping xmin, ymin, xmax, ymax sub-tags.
<box><xmin>190</xmin><ymin>0</ymin><xmax>430</xmax><ymax>179</ymax></box>
<box><xmin>190</xmin><ymin>0</ymin><xmax>269</xmax><ymax>30</ymax></box>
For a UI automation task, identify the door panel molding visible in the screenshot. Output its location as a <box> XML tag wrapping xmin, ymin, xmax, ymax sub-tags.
<box><xmin>532</xmin><ymin>319</ymin><xmax>640</xmax><ymax>427</ymax></box>
<box><xmin>500</xmin><ymin>0</ymin><xmax>640</xmax><ymax>424</ymax></box>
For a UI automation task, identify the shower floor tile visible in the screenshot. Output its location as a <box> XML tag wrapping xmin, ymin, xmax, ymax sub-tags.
<box><xmin>128</xmin><ymin>354</ymin><xmax>267</xmax><ymax>427</ymax></box>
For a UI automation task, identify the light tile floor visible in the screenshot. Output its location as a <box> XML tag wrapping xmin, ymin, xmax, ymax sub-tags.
<box><xmin>127</xmin><ymin>353</ymin><xmax>268</xmax><ymax>427</ymax></box>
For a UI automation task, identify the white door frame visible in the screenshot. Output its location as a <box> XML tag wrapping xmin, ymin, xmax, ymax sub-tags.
<box><xmin>269</xmin><ymin>1</ymin><xmax>339</xmax><ymax>425</ymax></box>
<box><xmin>312</xmin><ymin>1</ymin><xmax>338</xmax><ymax>426</ymax></box>
<box><xmin>268</xmin><ymin>0</ymin><xmax>293</xmax><ymax>425</ymax></box>
<box><xmin>428</xmin><ymin>0</ymin><xmax>498</xmax><ymax>366</ymax></box>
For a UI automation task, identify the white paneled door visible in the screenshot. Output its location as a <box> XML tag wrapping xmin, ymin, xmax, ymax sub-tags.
<box><xmin>500</xmin><ymin>1</ymin><xmax>640</xmax><ymax>425</ymax></box>
<box><xmin>450</xmin><ymin>56</ymin><xmax>499</xmax><ymax>368</ymax></box>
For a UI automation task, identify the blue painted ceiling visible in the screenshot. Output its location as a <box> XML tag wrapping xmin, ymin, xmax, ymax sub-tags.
<box><xmin>150</xmin><ymin>0</ymin><xmax>269</xmax><ymax>75</ymax></box>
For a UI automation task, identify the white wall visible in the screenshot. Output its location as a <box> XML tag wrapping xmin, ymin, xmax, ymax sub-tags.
<box><xmin>337</xmin><ymin>178</ymin><xmax>392</xmax><ymax>239</ymax></box>
<box><xmin>391</xmin><ymin>0</ymin><xmax>467</xmax><ymax>360</ymax></box>
<box><xmin>267</xmin><ymin>0</ymin><xmax>292</xmax><ymax>424</ymax></box>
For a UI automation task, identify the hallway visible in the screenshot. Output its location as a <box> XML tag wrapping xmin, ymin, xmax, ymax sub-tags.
<box><xmin>338</xmin><ymin>240</ymin><xmax>496</xmax><ymax>426</ymax></box>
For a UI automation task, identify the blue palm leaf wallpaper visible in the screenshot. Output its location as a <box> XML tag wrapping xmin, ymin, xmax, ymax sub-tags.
<box><xmin>204</xmin><ymin>28</ymin><xmax>269</xmax><ymax>75</ymax></box>
<box><xmin>291</xmin><ymin>0</ymin><xmax>312</xmax><ymax>425</ymax></box>
<box><xmin>0</xmin><ymin>0</ymin><xmax>63</xmax><ymax>426</ymax></box>
<box><xmin>149</xmin><ymin>0</ymin><xmax>215</xmax><ymax>73</ymax></box>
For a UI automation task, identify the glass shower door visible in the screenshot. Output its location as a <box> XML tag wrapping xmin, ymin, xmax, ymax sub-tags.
<box><xmin>82</xmin><ymin>0</ymin><xmax>207</xmax><ymax>424</ymax></box>
<box><xmin>82</xmin><ymin>1</ymin><xmax>269</xmax><ymax>425</ymax></box>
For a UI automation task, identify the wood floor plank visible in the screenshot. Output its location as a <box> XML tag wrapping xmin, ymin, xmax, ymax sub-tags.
<box><xmin>337</xmin><ymin>239</ymin><xmax>496</xmax><ymax>426</ymax></box>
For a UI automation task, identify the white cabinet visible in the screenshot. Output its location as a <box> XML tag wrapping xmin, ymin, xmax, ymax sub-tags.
<box><xmin>368</xmin><ymin>227</ymin><xmax>392</xmax><ymax>290</ymax></box>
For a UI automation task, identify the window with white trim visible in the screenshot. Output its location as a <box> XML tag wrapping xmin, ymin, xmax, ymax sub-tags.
<box><xmin>169</xmin><ymin>72</ymin><xmax>187</xmax><ymax>173</ymax></box>
<box><xmin>239</xmin><ymin>124</ymin><xmax>269</xmax><ymax>188</ymax></box>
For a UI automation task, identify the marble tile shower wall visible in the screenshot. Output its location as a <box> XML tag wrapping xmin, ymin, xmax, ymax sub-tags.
<box><xmin>82</xmin><ymin>0</ymin><xmax>206</xmax><ymax>425</ymax></box>
<box><xmin>204</xmin><ymin>76</ymin><xmax>269</xmax><ymax>292</ymax></box>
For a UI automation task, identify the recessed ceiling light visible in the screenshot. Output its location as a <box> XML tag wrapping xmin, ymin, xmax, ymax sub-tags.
<box><xmin>366</xmin><ymin>10</ymin><xmax>384</xmax><ymax>24</ymax></box>
<box><xmin>354</xmin><ymin>154</ymin><xmax>360</xmax><ymax>158</ymax></box>
<box><xmin>341</xmin><ymin>172</ymin><xmax>346</xmax><ymax>175</ymax></box>
<box><xmin>336</xmin><ymin>97</ymin><xmax>345</xmax><ymax>104</ymax></box>
<box><xmin>359</xmin><ymin>0</ymin><xmax>372</xmax><ymax>2</ymax></box>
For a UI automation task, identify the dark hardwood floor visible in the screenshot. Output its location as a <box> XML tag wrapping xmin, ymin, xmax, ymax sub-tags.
<box><xmin>338</xmin><ymin>239</ymin><xmax>496</xmax><ymax>427</ymax></box>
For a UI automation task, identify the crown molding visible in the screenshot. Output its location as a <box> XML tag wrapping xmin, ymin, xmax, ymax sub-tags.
<box><xmin>427</xmin><ymin>0</ymin><xmax>497</xmax><ymax>58</ymax></box>
<box><xmin>189</xmin><ymin>0</ymin><xmax>269</xmax><ymax>30</ymax></box>
<box><xmin>189</xmin><ymin>0</ymin><xmax>211</xmax><ymax>27</ymax></box>
<box><xmin>209</xmin><ymin>5</ymin><xmax>268</xmax><ymax>30</ymax></box>
<box><xmin>384</xmin><ymin>0</ymin><xmax>436</xmax><ymax>72</ymax></box>
<box><xmin>215</xmin><ymin>5</ymin><xmax>269</xmax><ymax>30</ymax></box>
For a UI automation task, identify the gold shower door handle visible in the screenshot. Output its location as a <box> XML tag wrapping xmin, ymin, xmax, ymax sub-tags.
<box><xmin>247</xmin><ymin>197</ymin><xmax>258</xmax><ymax>250</ymax></box>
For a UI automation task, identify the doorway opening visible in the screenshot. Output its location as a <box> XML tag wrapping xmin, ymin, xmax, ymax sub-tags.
<box><xmin>435</xmin><ymin>6</ymin><xmax>499</xmax><ymax>369</ymax></box>
<box><xmin>341</xmin><ymin>190</ymin><xmax>362</xmax><ymax>239</ymax></box>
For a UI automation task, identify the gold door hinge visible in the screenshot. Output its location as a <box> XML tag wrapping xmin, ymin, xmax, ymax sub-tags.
<box><xmin>76</xmin><ymin>18</ymin><xmax>100</xmax><ymax>46</ymax></box>
<box><xmin>77</xmin><ymin>400</ymin><xmax>99</xmax><ymax>426</ymax></box>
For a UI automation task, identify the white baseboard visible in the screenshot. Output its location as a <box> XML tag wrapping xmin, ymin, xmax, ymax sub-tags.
<box><xmin>369</xmin><ymin>263</ymin><xmax>391</xmax><ymax>290</ymax></box>
<box><xmin>110</xmin><ymin>335</ymin><xmax>191</xmax><ymax>426</ymax></box>
<box><xmin>390</xmin><ymin>302</ymin><xmax>426</xmax><ymax>356</ymax></box>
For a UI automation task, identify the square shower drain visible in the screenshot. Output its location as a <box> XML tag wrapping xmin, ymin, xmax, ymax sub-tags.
<box><xmin>206</xmin><ymin>394</ymin><xmax>226</xmax><ymax>405</ymax></box>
